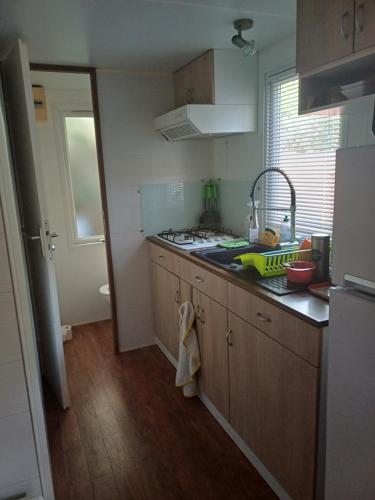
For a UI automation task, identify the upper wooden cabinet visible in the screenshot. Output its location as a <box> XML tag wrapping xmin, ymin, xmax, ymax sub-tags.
<box><xmin>174</xmin><ymin>51</ymin><xmax>214</xmax><ymax>107</ymax></box>
<box><xmin>298</xmin><ymin>0</ymin><xmax>375</xmax><ymax>112</ymax></box>
<box><xmin>297</xmin><ymin>0</ymin><xmax>355</xmax><ymax>74</ymax></box>
<box><xmin>354</xmin><ymin>0</ymin><xmax>375</xmax><ymax>52</ymax></box>
<box><xmin>173</xmin><ymin>49</ymin><xmax>258</xmax><ymax>109</ymax></box>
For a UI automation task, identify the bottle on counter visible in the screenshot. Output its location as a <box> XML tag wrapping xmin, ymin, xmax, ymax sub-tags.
<box><xmin>248</xmin><ymin>201</ymin><xmax>259</xmax><ymax>243</ymax></box>
<box><xmin>279</xmin><ymin>214</ymin><xmax>291</xmax><ymax>243</ymax></box>
<box><xmin>311</xmin><ymin>234</ymin><xmax>330</xmax><ymax>282</ymax></box>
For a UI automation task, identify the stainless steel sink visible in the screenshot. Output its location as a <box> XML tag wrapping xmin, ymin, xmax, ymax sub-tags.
<box><xmin>191</xmin><ymin>244</ymin><xmax>270</xmax><ymax>274</ymax></box>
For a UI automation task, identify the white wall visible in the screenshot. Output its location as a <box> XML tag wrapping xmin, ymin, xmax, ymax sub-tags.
<box><xmin>31</xmin><ymin>71</ymin><xmax>110</xmax><ymax>326</ymax></box>
<box><xmin>97</xmin><ymin>70</ymin><xmax>211</xmax><ymax>351</ymax></box>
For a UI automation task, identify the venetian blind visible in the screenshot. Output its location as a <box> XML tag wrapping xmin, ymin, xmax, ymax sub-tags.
<box><xmin>265</xmin><ymin>71</ymin><xmax>341</xmax><ymax>237</ymax></box>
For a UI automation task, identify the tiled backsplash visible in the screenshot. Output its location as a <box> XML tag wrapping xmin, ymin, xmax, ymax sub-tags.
<box><xmin>139</xmin><ymin>181</ymin><xmax>203</xmax><ymax>235</ymax></box>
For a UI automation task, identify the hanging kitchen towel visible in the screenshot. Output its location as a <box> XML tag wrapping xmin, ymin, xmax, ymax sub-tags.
<box><xmin>176</xmin><ymin>301</ymin><xmax>201</xmax><ymax>397</ymax></box>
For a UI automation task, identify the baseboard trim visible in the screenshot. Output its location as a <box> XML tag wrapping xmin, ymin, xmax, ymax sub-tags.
<box><xmin>155</xmin><ymin>339</ymin><xmax>292</xmax><ymax>500</ymax></box>
<box><xmin>70</xmin><ymin>317</ymin><xmax>112</xmax><ymax>327</ymax></box>
<box><xmin>119</xmin><ymin>340</ymin><xmax>156</xmax><ymax>353</ymax></box>
<box><xmin>155</xmin><ymin>337</ymin><xmax>177</xmax><ymax>368</ymax></box>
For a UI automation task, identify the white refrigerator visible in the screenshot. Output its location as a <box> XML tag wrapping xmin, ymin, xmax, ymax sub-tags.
<box><xmin>325</xmin><ymin>145</ymin><xmax>375</xmax><ymax>499</ymax></box>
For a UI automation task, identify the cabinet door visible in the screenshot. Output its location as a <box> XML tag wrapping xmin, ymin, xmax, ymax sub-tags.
<box><xmin>228</xmin><ymin>312</ymin><xmax>259</xmax><ymax>451</ymax></box>
<box><xmin>194</xmin><ymin>288</ymin><xmax>229</xmax><ymax>418</ymax></box>
<box><xmin>151</xmin><ymin>262</ymin><xmax>180</xmax><ymax>360</ymax></box>
<box><xmin>297</xmin><ymin>0</ymin><xmax>355</xmax><ymax>74</ymax></box>
<box><xmin>174</xmin><ymin>64</ymin><xmax>192</xmax><ymax>108</ymax></box>
<box><xmin>189</xmin><ymin>50</ymin><xmax>214</xmax><ymax>104</ymax></box>
<box><xmin>229</xmin><ymin>312</ymin><xmax>319</xmax><ymax>500</ymax></box>
<box><xmin>174</xmin><ymin>51</ymin><xmax>214</xmax><ymax>107</ymax></box>
<box><xmin>354</xmin><ymin>0</ymin><xmax>375</xmax><ymax>51</ymax></box>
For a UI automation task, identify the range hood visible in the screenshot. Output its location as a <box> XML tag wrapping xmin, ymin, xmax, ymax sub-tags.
<box><xmin>154</xmin><ymin>104</ymin><xmax>256</xmax><ymax>141</ymax></box>
<box><xmin>154</xmin><ymin>49</ymin><xmax>258</xmax><ymax>141</ymax></box>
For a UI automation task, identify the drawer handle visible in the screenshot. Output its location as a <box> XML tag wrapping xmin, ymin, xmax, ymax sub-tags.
<box><xmin>195</xmin><ymin>275</ymin><xmax>204</xmax><ymax>283</ymax></box>
<box><xmin>339</xmin><ymin>10</ymin><xmax>351</xmax><ymax>39</ymax></box>
<box><xmin>226</xmin><ymin>329</ymin><xmax>233</xmax><ymax>346</ymax></box>
<box><xmin>174</xmin><ymin>290</ymin><xmax>180</xmax><ymax>304</ymax></box>
<box><xmin>158</xmin><ymin>255</ymin><xmax>166</xmax><ymax>260</ymax></box>
<box><xmin>256</xmin><ymin>312</ymin><xmax>272</xmax><ymax>323</ymax></box>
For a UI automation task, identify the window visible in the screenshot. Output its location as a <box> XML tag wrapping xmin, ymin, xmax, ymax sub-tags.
<box><xmin>63</xmin><ymin>113</ymin><xmax>104</xmax><ymax>244</ymax></box>
<box><xmin>265</xmin><ymin>71</ymin><xmax>342</xmax><ymax>237</ymax></box>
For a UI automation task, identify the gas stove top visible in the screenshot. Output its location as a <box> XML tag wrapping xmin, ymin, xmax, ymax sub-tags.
<box><xmin>155</xmin><ymin>227</ymin><xmax>241</xmax><ymax>250</ymax></box>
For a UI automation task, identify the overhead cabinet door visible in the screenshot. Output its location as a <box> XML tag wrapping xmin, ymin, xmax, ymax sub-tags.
<box><xmin>297</xmin><ymin>0</ymin><xmax>355</xmax><ymax>73</ymax></box>
<box><xmin>354</xmin><ymin>0</ymin><xmax>375</xmax><ymax>52</ymax></box>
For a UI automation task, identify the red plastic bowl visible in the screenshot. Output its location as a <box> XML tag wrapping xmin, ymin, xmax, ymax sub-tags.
<box><xmin>284</xmin><ymin>260</ymin><xmax>317</xmax><ymax>284</ymax></box>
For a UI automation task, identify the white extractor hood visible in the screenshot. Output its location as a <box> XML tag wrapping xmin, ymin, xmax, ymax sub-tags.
<box><xmin>154</xmin><ymin>104</ymin><xmax>256</xmax><ymax>141</ymax></box>
<box><xmin>154</xmin><ymin>49</ymin><xmax>258</xmax><ymax>141</ymax></box>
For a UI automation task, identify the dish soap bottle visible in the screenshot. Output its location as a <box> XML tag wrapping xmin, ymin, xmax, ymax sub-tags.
<box><xmin>279</xmin><ymin>215</ymin><xmax>291</xmax><ymax>243</ymax></box>
<box><xmin>248</xmin><ymin>201</ymin><xmax>259</xmax><ymax>243</ymax></box>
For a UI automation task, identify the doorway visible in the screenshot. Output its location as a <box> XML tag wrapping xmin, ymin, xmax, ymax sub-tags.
<box><xmin>29</xmin><ymin>65</ymin><xmax>118</xmax><ymax>400</ymax></box>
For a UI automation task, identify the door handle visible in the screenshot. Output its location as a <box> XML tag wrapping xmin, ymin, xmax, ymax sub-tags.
<box><xmin>174</xmin><ymin>290</ymin><xmax>180</xmax><ymax>304</ymax></box>
<box><xmin>339</xmin><ymin>10</ymin><xmax>351</xmax><ymax>39</ymax></box>
<box><xmin>355</xmin><ymin>3</ymin><xmax>365</xmax><ymax>32</ymax></box>
<box><xmin>226</xmin><ymin>329</ymin><xmax>233</xmax><ymax>346</ymax></box>
<box><xmin>49</xmin><ymin>231</ymin><xmax>59</xmax><ymax>238</ymax></box>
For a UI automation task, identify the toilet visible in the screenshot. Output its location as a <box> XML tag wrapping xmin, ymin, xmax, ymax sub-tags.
<box><xmin>99</xmin><ymin>283</ymin><xmax>110</xmax><ymax>305</ymax></box>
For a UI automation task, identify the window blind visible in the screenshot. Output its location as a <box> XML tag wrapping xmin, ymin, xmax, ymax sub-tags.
<box><xmin>265</xmin><ymin>71</ymin><xmax>341</xmax><ymax>237</ymax></box>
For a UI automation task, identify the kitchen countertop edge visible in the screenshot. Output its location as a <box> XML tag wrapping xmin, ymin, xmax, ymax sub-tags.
<box><xmin>147</xmin><ymin>236</ymin><xmax>329</xmax><ymax>328</ymax></box>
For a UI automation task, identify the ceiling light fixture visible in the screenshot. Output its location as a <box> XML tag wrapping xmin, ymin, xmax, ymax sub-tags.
<box><xmin>231</xmin><ymin>18</ymin><xmax>257</xmax><ymax>57</ymax></box>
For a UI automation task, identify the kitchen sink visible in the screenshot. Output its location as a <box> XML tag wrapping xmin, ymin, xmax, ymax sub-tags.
<box><xmin>191</xmin><ymin>244</ymin><xmax>270</xmax><ymax>274</ymax></box>
<box><xmin>192</xmin><ymin>244</ymin><xmax>311</xmax><ymax>296</ymax></box>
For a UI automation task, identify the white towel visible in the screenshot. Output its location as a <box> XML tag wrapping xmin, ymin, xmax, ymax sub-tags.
<box><xmin>175</xmin><ymin>301</ymin><xmax>201</xmax><ymax>397</ymax></box>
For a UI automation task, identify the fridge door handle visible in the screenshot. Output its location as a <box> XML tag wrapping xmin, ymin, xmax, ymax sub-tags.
<box><xmin>344</xmin><ymin>273</ymin><xmax>375</xmax><ymax>295</ymax></box>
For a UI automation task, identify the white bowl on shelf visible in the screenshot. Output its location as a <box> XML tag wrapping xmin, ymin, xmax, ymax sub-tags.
<box><xmin>341</xmin><ymin>80</ymin><xmax>375</xmax><ymax>100</ymax></box>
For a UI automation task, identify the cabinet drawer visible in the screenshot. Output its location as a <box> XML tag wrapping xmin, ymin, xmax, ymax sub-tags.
<box><xmin>149</xmin><ymin>243</ymin><xmax>180</xmax><ymax>275</ymax></box>
<box><xmin>179</xmin><ymin>258</ymin><xmax>227</xmax><ymax>306</ymax></box>
<box><xmin>228</xmin><ymin>283</ymin><xmax>321</xmax><ymax>366</ymax></box>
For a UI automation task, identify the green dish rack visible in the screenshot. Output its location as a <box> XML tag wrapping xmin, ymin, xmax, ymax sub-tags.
<box><xmin>235</xmin><ymin>248</ymin><xmax>312</xmax><ymax>278</ymax></box>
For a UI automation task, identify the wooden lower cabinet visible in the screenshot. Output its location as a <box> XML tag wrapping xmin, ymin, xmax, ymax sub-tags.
<box><xmin>228</xmin><ymin>311</ymin><xmax>319</xmax><ymax>500</ymax></box>
<box><xmin>151</xmin><ymin>262</ymin><xmax>180</xmax><ymax>360</ymax></box>
<box><xmin>193</xmin><ymin>287</ymin><xmax>229</xmax><ymax>419</ymax></box>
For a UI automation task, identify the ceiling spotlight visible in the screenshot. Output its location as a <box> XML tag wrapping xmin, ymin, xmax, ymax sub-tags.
<box><xmin>231</xmin><ymin>18</ymin><xmax>257</xmax><ymax>57</ymax></box>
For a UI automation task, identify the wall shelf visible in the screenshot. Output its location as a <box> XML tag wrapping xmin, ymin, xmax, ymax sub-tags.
<box><xmin>299</xmin><ymin>46</ymin><xmax>375</xmax><ymax>114</ymax></box>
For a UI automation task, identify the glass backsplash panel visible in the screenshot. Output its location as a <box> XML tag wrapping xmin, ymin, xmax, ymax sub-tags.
<box><xmin>139</xmin><ymin>181</ymin><xmax>203</xmax><ymax>235</ymax></box>
<box><xmin>219</xmin><ymin>180</ymin><xmax>253</xmax><ymax>238</ymax></box>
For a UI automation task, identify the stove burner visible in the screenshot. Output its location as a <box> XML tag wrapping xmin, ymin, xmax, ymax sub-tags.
<box><xmin>157</xmin><ymin>227</ymin><xmax>235</xmax><ymax>246</ymax></box>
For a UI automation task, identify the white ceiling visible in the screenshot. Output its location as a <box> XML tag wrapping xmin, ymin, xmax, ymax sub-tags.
<box><xmin>0</xmin><ymin>0</ymin><xmax>296</xmax><ymax>71</ymax></box>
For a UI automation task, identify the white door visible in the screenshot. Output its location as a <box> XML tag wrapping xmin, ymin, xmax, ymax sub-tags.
<box><xmin>2</xmin><ymin>40</ymin><xmax>70</xmax><ymax>409</ymax></box>
<box><xmin>325</xmin><ymin>287</ymin><xmax>375</xmax><ymax>499</ymax></box>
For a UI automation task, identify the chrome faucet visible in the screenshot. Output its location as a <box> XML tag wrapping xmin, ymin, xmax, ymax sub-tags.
<box><xmin>249</xmin><ymin>167</ymin><xmax>296</xmax><ymax>243</ymax></box>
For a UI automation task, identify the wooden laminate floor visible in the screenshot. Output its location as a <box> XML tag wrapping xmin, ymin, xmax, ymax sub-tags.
<box><xmin>45</xmin><ymin>320</ymin><xmax>277</xmax><ymax>500</ymax></box>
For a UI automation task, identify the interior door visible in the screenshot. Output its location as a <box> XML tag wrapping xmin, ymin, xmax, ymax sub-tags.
<box><xmin>1</xmin><ymin>40</ymin><xmax>69</xmax><ymax>409</ymax></box>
